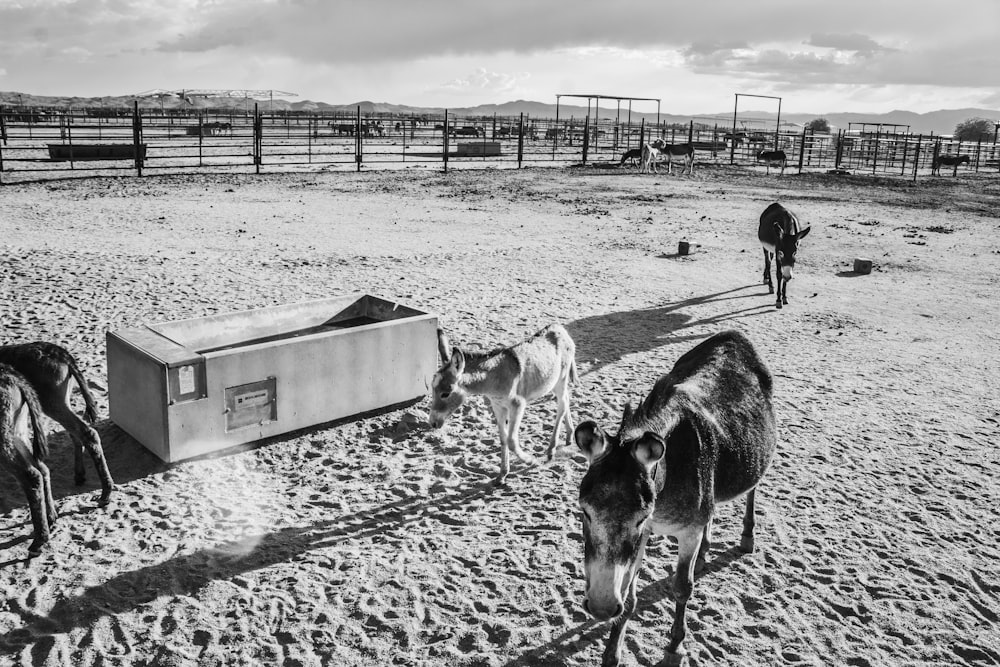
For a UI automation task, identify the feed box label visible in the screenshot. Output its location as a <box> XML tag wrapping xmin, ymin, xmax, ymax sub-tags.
<box><xmin>225</xmin><ymin>378</ymin><xmax>277</xmax><ymax>431</ymax></box>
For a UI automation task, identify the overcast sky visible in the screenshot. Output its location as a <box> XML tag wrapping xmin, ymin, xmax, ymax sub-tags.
<box><xmin>2</xmin><ymin>0</ymin><xmax>998</xmax><ymax>114</ymax></box>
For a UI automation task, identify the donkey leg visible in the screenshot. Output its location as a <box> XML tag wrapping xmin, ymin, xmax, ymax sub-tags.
<box><xmin>47</xmin><ymin>396</ymin><xmax>115</xmax><ymax>504</ymax></box>
<box><xmin>17</xmin><ymin>467</ymin><xmax>50</xmax><ymax>557</ymax></box>
<box><xmin>774</xmin><ymin>261</ymin><xmax>784</xmax><ymax>309</ymax></box>
<box><xmin>667</xmin><ymin>526</ymin><xmax>704</xmax><ymax>656</ymax></box>
<box><xmin>761</xmin><ymin>249</ymin><xmax>773</xmax><ymax>292</ymax></box>
<box><xmin>546</xmin><ymin>380</ymin><xmax>572</xmax><ymax>461</ymax></box>
<box><xmin>741</xmin><ymin>488</ymin><xmax>758</xmax><ymax>553</ymax></box>
<box><xmin>37</xmin><ymin>460</ymin><xmax>58</xmax><ymax>529</ymax></box>
<box><xmin>695</xmin><ymin>517</ymin><xmax>713</xmax><ymax>574</ymax></box>
<box><xmin>488</xmin><ymin>400</ymin><xmax>512</xmax><ymax>483</ymax></box>
<box><xmin>505</xmin><ymin>398</ymin><xmax>536</xmax><ymax>465</ymax></box>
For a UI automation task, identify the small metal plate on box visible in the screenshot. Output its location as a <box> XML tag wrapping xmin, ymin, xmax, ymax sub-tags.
<box><xmin>168</xmin><ymin>362</ymin><xmax>207</xmax><ymax>403</ymax></box>
<box><xmin>225</xmin><ymin>378</ymin><xmax>277</xmax><ymax>431</ymax></box>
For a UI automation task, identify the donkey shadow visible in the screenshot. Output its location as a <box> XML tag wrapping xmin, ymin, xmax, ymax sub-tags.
<box><xmin>567</xmin><ymin>284</ymin><xmax>771</xmax><ymax>377</ymax></box>
<box><xmin>0</xmin><ymin>473</ymin><xmax>508</xmax><ymax>658</ymax></box>
<box><xmin>501</xmin><ymin>543</ymin><xmax>751</xmax><ymax>667</ymax></box>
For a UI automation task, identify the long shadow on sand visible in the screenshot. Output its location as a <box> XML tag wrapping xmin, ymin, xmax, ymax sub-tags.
<box><xmin>0</xmin><ymin>473</ymin><xmax>513</xmax><ymax>658</ymax></box>
<box><xmin>501</xmin><ymin>544</ymin><xmax>751</xmax><ymax>667</ymax></box>
<box><xmin>567</xmin><ymin>284</ymin><xmax>771</xmax><ymax>377</ymax></box>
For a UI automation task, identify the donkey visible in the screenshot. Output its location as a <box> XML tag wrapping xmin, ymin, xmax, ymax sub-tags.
<box><xmin>1</xmin><ymin>364</ymin><xmax>58</xmax><ymax>556</ymax></box>
<box><xmin>651</xmin><ymin>139</ymin><xmax>695</xmax><ymax>176</ymax></box>
<box><xmin>619</xmin><ymin>148</ymin><xmax>642</xmax><ymax>168</ymax></box>
<box><xmin>758</xmin><ymin>202</ymin><xmax>811</xmax><ymax>309</ymax></box>
<box><xmin>575</xmin><ymin>330</ymin><xmax>777</xmax><ymax>663</ymax></box>
<box><xmin>931</xmin><ymin>154</ymin><xmax>970</xmax><ymax>176</ymax></box>
<box><xmin>0</xmin><ymin>342</ymin><xmax>115</xmax><ymax>504</ymax></box>
<box><xmin>756</xmin><ymin>149</ymin><xmax>787</xmax><ymax>175</ymax></box>
<box><xmin>429</xmin><ymin>325</ymin><xmax>578</xmax><ymax>483</ymax></box>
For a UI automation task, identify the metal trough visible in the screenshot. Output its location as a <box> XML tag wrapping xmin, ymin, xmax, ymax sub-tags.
<box><xmin>106</xmin><ymin>294</ymin><xmax>438</xmax><ymax>462</ymax></box>
<box><xmin>47</xmin><ymin>143</ymin><xmax>147</xmax><ymax>161</ymax></box>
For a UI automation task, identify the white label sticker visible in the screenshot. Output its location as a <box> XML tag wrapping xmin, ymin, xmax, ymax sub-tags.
<box><xmin>178</xmin><ymin>365</ymin><xmax>196</xmax><ymax>395</ymax></box>
<box><xmin>235</xmin><ymin>389</ymin><xmax>270</xmax><ymax>409</ymax></box>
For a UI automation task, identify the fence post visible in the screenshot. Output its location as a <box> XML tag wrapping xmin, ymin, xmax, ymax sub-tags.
<box><xmin>131</xmin><ymin>102</ymin><xmax>142</xmax><ymax>176</ymax></box>
<box><xmin>443</xmin><ymin>110</ymin><xmax>449</xmax><ymax>173</ymax></box>
<box><xmin>900</xmin><ymin>133</ymin><xmax>909</xmax><ymax>176</ymax></box>
<box><xmin>687</xmin><ymin>120</ymin><xmax>694</xmax><ymax>145</ymax></box>
<box><xmin>912</xmin><ymin>135</ymin><xmax>921</xmax><ymax>183</ymax></box>
<box><xmin>872</xmin><ymin>128</ymin><xmax>880</xmax><ymax>174</ymax></box>
<box><xmin>797</xmin><ymin>126</ymin><xmax>807</xmax><ymax>174</ymax></box>
<box><xmin>582</xmin><ymin>116</ymin><xmax>589</xmax><ymax>165</ymax></box>
<box><xmin>355</xmin><ymin>106</ymin><xmax>362</xmax><ymax>173</ymax></box>
<box><xmin>517</xmin><ymin>112</ymin><xmax>524</xmax><ymax>169</ymax></box>
<box><xmin>198</xmin><ymin>112</ymin><xmax>204</xmax><ymax>167</ymax></box>
<box><xmin>1</xmin><ymin>105</ymin><xmax>8</xmax><ymax>146</ymax></box>
<box><xmin>254</xmin><ymin>103</ymin><xmax>262</xmax><ymax>174</ymax></box>
<box><xmin>639</xmin><ymin>118</ymin><xmax>645</xmax><ymax>147</ymax></box>
<box><xmin>835</xmin><ymin>130</ymin><xmax>844</xmax><ymax>170</ymax></box>
<box><xmin>974</xmin><ymin>138</ymin><xmax>981</xmax><ymax>173</ymax></box>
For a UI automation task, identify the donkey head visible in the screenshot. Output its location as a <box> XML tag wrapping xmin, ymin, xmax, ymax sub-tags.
<box><xmin>773</xmin><ymin>222</ymin><xmax>811</xmax><ymax>280</ymax></box>
<box><xmin>575</xmin><ymin>407</ymin><xmax>665</xmax><ymax>622</ymax></box>
<box><xmin>429</xmin><ymin>347</ymin><xmax>468</xmax><ymax>429</ymax></box>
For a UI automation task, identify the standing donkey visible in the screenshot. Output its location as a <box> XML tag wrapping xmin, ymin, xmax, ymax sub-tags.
<box><xmin>0</xmin><ymin>342</ymin><xmax>115</xmax><ymax>504</ymax></box>
<box><xmin>575</xmin><ymin>330</ymin><xmax>777</xmax><ymax>663</ymax></box>
<box><xmin>429</xmin><ymin>324</ymin><xmax>578</xmax><ymax>483</ymax></box>
<box><xmin>758</xmin><ymin>202</ymin><xmax>811</xmax><ymax>309</ymax></box>
<box><xmin>1</xmin><ymin>364</ymin><xmax>58</xmax><ymax>556</ymax></box>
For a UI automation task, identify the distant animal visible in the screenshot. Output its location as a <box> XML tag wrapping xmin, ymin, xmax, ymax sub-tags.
<box><xmin>429</xmin><ymin>325</ymin><xmax>578</xmax><ymax>483</ymax></box>
<box><xmin>639</xmin><ymin>143</ymin><xmax>660</xmax><ymax>173</ymax></box>
<box><xmin>758</xmin><ymin>202</ymin><xmax>811</xmax><ymax>309</ymax></box>
<box><xmin>651</xmin><ymin>139</ymin><xmax>695</xmax><ymax>175</ymax></box>
<box><xmin>0</xmin><ymin>364</ymin><xmax>57</xmax><ymax>557</ymax></box>
<box><xmin>331</xmin><ymin>122</ymin><xmax>354</xmax><ymax>136</ymax></box>
<box><xmin>756</xmin><ymin>149</ymin><xmax>787</xmax><ymax>175</ymax></box>
<box><xmin>574</xmin><ymin>330</ymin><xmax>776</xmax><ymax>663</ymax></box>
<box><xmin>931</xmin><ymin>154</ymin><xmax>970</xmax><ymax>176</ymax></box>
<box><xmin>619</xmin><ymin>148</ymin><xmax>642</xmax><ymax>168</ymax></box>
<box><xmin>0</xmin><ymin>342</ymin><xmax>115</xmax><ymax>504</ymax></box>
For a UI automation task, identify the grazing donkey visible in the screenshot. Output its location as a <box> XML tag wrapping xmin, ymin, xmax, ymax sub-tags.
<box><xmin>1</xmin><ymin>364</ymin><xmax>58</xmax><ymax>556</ymax></box>
<box><xmin>618</xmin><ymin>148</ymin><xmax>642</xmax><ymax>168</ymax></box>
<box><xmin>0</xmin><ymin>342</ymin><xmax>115</xmax><ymax>504</ymax></box>
<box><xmin>575</xmin><ymin>330</ymin><xmax>777</xmax><ymax>663</ymax></box>
<box><xmin>758</xmin><ymin>202</ymin><xmax>811</xmax><ymax>309</ymax></box>
<box><xmin>429</xmin><ymin>325</ymin><xmax>578</xmax><ymax>483</ymax></box>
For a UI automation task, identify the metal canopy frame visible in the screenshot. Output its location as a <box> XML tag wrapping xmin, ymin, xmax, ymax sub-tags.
<box><xmin>731</xmin><ymin>93</ymin><xmax>782</xmax><ymax>163</ymax></box>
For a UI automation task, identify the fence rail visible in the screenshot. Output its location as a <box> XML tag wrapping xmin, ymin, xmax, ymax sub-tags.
<box><xmin>2</xmin><ymin>104</ymin><xmax>997</xmax><ymax>183</ymax></box>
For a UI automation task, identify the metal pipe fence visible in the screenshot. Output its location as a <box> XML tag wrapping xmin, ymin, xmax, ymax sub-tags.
<box><xmin>2</xmin><ymin>105</ymin><xmax>997</xmax><ymax>183</ymax></box>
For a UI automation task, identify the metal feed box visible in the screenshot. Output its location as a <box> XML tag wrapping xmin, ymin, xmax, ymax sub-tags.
<box><xmin>107</xmin><ymin>294</ymin><xmax>438</xmax><ymax>462</ymax></box>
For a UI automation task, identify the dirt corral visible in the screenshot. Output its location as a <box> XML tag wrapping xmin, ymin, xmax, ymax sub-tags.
<box><xmin>1</xmin><ymin>165</ymin><xmax>998</xmax><ymax>666</ymax></box>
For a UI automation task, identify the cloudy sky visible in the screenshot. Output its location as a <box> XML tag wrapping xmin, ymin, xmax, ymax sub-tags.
<box><xmin>2</xmin><ymin>0</ymin><xmax>998</xmax><ymax>114</ymax></box>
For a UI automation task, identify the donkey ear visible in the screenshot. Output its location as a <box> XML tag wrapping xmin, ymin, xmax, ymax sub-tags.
<box><xmin>437</xmin><ymin>328</ymin><xmax>451</xmax><ymax>365</ymax></box>
<box><xmin>619</xmin><ymin>402</ymin><xmax>634</xmax><ymax>429</ymax></box>
<box><xmin>798</xmin><ymin>225</ymin><xmax>811</xmax><ymax>240</ymax></box>
<box><xmin>575</xmin><ymin>421</ymin><xmax>607</xmax><ymax>463</ymax></box>
<box><xmin>632</xmin><ymin>432</ymin><xmax>665</xmax><ymax>471</ymax></box>
<box><xmin>449</xmin><ymin>347</ymin><xmax>465</xmax><ymax>373</ymax></box>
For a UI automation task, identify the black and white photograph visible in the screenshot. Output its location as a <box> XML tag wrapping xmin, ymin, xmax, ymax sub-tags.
<box><xmin>1</xmin><ymin>1</ymin><xmax>998</xmax><ymax>665</ymax></box>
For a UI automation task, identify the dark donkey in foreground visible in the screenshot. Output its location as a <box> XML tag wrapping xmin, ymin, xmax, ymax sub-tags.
<box><xmin>575</xmin><ymin>330</ymin><xmax>777</xmax><ymax>663</ymax></box>
<box><xmin>0</xmin><ymin>342</ymin><xmax>115</xmax><ymax>504</ymax></box>
<box><xmin>0</xmin><ymin>364</ymin><xmax>57</xmax><ymax>556</ymax></box>
<box><xmin>758</xmin><ymin>202</ymin><xmax>811</xmax><ymax>309</ymax></box>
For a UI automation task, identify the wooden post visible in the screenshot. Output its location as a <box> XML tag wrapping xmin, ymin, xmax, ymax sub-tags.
<box><xmin>899</xmin><ymin>133</ymin><xmax>909</xmax><ymax>176</ymax></box>
<box><xmin>198</xmin><ymin>112</ymin><xmax>204</xmax><ymax>167</ymax></box>
<box><xmin>582</xmin><ymin>115</ymin><xmax>590</xmax><ymax>164</ymax></box>
<box><xmin>132</xmin><ymin>101</ymin><xmax>143</xmax><ymax>176</ymax></box>
<box><xmin>254</xmin><ymin>103</ymin><xmax>262</xmax><ymax>174</ymax></box>
<box><xmin>872</xmin><ymin>128</ymin><xmax>880</xmax><ymax>174</ymax></box>
<box><xmin>912</xmin><ymin>135</ymin><xmax>921</xmax><ymax>183</ymax></box>
<box><xmin>639</xmin><ymin>118</ymin><xmax>645</xmax><ymax>146</ymax></box>
<box><xmin>730</xmin><ymin>96</ymin><xmax>738</xmax><ymax>164</ymax></box>
<box><xmin>67</xmin><ymin>112</ymin><xmax>76</xmax><ymax>170</ymax></box>
<box><xmin>974</xmin><ymin>138</ymin><xmax>981</xmax><ymax>173</ymax></box>
<box><xmin>687</xmin><ymin>120</ymin><xmax>694</xmax><ymax>145</ymax></box>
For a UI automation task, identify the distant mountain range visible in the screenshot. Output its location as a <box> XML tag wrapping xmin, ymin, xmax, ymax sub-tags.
<box><xmin>2</xmin><ymin>91</ymin><xmax>997</xmax><ymax>136</ymax></box>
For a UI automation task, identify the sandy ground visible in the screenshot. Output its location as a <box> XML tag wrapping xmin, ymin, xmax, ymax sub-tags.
<box><xmin>0</xmin><ymin>164</ymin><xmax>998</xmax><ymax>667</ymax></box>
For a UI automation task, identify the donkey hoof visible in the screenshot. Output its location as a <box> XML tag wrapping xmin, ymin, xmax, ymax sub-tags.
<box><xmin>767</xmin><ymin>286</ymin><xmax>774</xmax><ymax>294</ymax></box>
<box><xmin>775</xmin><ymin>301</ymin><xmax>783</xmax><ymax>310</ymax></box>
<box><xmin>98</xmin><ymin>487</ymin><xmax>114</xmax><ymax>506</ymax></box>
<box><xmin>27</xmin><ymin>540</ymin><xmax>47</xmax><ymax>558</ymax></box>
<box><xmin>740</xmin><ymin>536</ymin><xmax>756</xmax><ymax>553</ymax></box>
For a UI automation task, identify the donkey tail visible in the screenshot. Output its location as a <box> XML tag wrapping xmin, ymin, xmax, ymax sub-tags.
<box><xmin>64</xmin><ymin>351</ymin><xmax>99</xmax><ymax>424</ymax></box>
<box><xmin>569</xmin><ymin>358</ymin><xmax>579</xmax><ymax>385</ymax></box>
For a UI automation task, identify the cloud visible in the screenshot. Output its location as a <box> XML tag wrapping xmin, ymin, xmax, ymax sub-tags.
<box><xmin>435</xmin><ymin>68</ymin><xmax>528</xmax><ymax>95</ymax></box>
<box><xmin>806</xmin><ymin>33</ymin><xmax>890</xmax><ymax>54</ymax></box>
